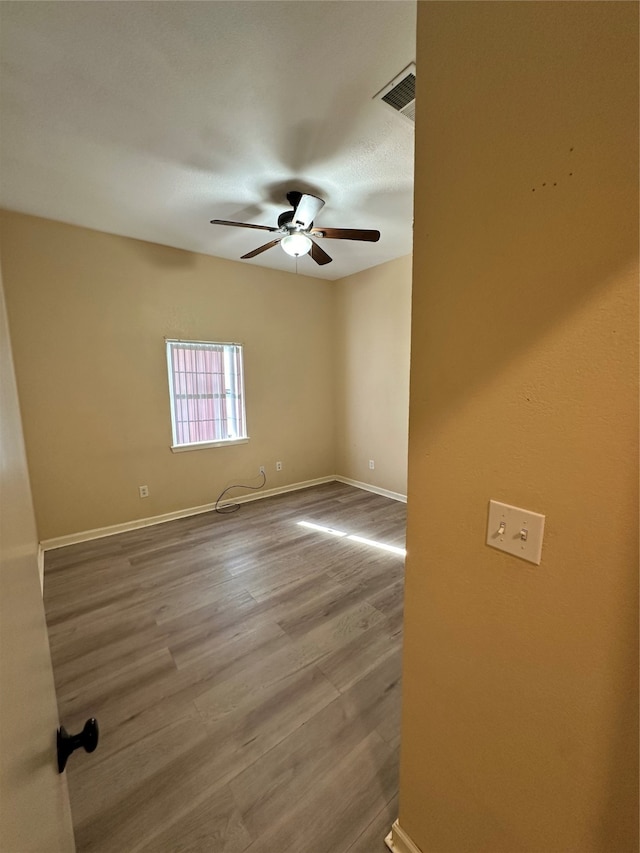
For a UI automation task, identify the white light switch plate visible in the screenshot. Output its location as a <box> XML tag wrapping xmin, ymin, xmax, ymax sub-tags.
<box><xmin>486</xmin><ymin>500</ymin><xmax>545</xmax><ymax>565</ymax></box>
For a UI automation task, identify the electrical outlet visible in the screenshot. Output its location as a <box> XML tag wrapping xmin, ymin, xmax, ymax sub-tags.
<box><xmin>139</xmin><ymin>485</ymin><xmax>149</xmax><ymax>498</ymax></box>
<box><xmin>259</xmin><ymin>466</ymin><xmax>266</xmax><ymax>476</ymax></box>
<box><xmin>369</xmin><ymin>460</ymin><xmax>375</xmax><ymax>470</ymax></box>
<box><xmin>276</xmin><ymin>461</ymin><xmax>282</xmax><ymax>471</ymax></box>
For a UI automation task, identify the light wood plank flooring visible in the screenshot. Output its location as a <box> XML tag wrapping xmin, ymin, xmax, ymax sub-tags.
<box><xmin>44</xmin><ymin>482</ymin><xmax>406</xmax><ymax>853</ymax></box>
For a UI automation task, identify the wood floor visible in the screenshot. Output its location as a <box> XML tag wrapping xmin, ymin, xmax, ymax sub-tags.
<box><xmin>44</xmin><ymin>482</ymin><xmax>406</xmax><ymax>853</ymax></box>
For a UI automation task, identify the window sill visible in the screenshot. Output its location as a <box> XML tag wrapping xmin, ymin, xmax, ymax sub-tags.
<box><xmin>170</xmin><ymin>438</ymin><xmax>249</xmax><ymax>453</ymax></box>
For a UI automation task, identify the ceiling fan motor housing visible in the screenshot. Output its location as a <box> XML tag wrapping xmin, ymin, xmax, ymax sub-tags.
<box><xmin>277</xmin><ymin>210</ymin><xmax>295</xmax><ymax>229</ymax></box>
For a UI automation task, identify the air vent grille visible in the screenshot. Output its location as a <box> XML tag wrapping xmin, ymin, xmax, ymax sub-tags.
<box><xmin>381</xmin><ymin>73</ymin><xmax>415</xmax><ymax>112</ymax></box>
<box><xmin>374</xmin><ymin>62</ymin><xmax>416</xmax><ymax>125</ymax></box>
<box><xmin>401</xmin><ymin>100</ymin><xmax>416</xmax><ymax>123</ymax></box>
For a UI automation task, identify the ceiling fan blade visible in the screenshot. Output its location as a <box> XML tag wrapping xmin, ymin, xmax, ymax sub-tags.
<box><xmin>211</xmin><ymin>219</ymin><xmax>279</xmax><ymax>232</ymax></box>
<box><xmin>309</xmin><ymin>227</ymin><xmax>380</xmax><ymax>242</ymax></box>
<box><xmin>241</xmin><ymin>238</ymin><xmax>282</xmax><ymax>260</ymax></box>
<box><xmin>292</xmin><ymin>194</ymin><xmax>325</xmax><ymax>230</ymax></box>
<box><xmin>310</xmin><ymin>240</ymin><xmax>332</xmax><ymax>266</ymax></box>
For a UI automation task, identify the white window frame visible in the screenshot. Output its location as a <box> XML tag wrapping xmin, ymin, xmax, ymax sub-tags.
<box><xmin>165</xmin><ymin>339</ymin><xmax>249</xmax><ymax>452</ymax></box>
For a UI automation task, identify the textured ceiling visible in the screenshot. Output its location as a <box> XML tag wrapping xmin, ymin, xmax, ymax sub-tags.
<box><xmin>0</xmin><ymin>1</ymin><xmax>416</xmax><ymax>280</ymax></box>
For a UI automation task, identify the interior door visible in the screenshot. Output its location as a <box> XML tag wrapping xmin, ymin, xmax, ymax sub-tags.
<box><xmin>0</xmin><ymin>279</ymin><xmax>75</xmax><ymax>852</ymax></box>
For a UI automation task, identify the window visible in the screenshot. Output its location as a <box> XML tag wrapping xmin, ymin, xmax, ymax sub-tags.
<box><xmin>166</xmin><ymin>339</ymin><xmax>248</xmax><ymax>450</ymax></box>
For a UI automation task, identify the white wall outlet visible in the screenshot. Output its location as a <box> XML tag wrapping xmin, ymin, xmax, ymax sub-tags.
<box><xmin>259</xmin><ymin>466</ymin><xmax>266</xmax><ymax>476</ymax></box>
<box><xmin>486</xmin><ymin>500</ymin><xmax>545</xmax><ymax>565</ymax></box>
<box><xmin>276</xmin><ymin>461</ymin><xmax>282</xmax><ymax>471</ymax></box>
<box><xmin>139</xmin><ymin>485</ymin><xmax>149</xmax><ymax>498</ymax></box>
<box><xmin>369</xmin><ymin>459</ymin><xmax>375</xmax><ymax>470</ymax></box>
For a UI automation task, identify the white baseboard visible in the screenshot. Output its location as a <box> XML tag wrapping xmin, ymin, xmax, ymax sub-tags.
<box><xmin>40</xmin><ymin>474</ymin><xmax>406</xmax><ymax>553</ymax></box>
<box><xmin>40</xmin><ymin>476</ymin><xmax>335</xmax><ymax>551</ymax></box>
<box><xmin>334</xmin><ymin>476</ymin><xmax>407</xmax><ymax>503</ymax></box>
<box><xmin>385</xmin><ymin>820</ymin><xmax>422</xmax><ymax>853</ymax></box>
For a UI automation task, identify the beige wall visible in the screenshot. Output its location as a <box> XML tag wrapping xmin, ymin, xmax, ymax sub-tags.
<box><xmin>334</xmin><ymin>255</ymin><xmax>412</xmax><ymax>496</ymax></box>
<box><xmin>400</xmin><ymin>3</ymin><xmax>638</xmax><ymax>852</ymax></box>
<box><xmin>0</xmin><ymin>273</ymin><xmax>75</xmax><ymax>851</ymax></box>
<box><xmin>0</xmin><ymin>213</ymin><xmax>336</xmax><ymax>540</ymax></box>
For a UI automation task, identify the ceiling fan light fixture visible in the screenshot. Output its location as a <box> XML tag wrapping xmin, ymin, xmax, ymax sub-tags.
<box><xmin>281</xmin><ymin>233</ymin><xmax>312</xmax><ymax>257</ymax></box>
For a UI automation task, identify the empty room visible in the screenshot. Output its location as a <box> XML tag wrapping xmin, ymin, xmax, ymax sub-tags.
<box><xmin>1</xmin><ymin>3</ymin><xmax>638</xmax><ymax>853</ymax></box>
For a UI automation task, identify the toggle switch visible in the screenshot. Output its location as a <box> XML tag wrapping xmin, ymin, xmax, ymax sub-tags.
<box><xmin>486</xmin><ymin>500</ymin><xmax>545</xmax><ymax>564</ymax></box>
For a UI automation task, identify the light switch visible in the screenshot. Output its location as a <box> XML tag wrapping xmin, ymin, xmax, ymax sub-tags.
<box><xmin>486</xmin><ymin>500</ymin><xmax>545</xmax><ymax>565</ymax></box>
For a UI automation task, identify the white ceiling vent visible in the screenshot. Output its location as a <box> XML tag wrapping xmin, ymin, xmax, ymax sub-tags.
<box><xmin>374</xmin><ymin>63</ymin><xmax>416</xmax><ymax>125</ymax></box>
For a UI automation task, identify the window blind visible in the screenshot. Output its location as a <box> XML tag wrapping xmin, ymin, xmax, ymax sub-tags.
<box><xmin>166</xmin><ymin>340</ymin><xmax>246</xmax><ymax>446</ymax></box>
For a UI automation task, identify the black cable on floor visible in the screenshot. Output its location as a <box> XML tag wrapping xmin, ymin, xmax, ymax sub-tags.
<box><xmin>214</xmin><ymin>470</ymin><xmax>267</xmax><ymax>514</ymax></box>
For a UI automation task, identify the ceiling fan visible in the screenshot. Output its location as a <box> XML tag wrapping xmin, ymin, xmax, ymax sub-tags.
<box><xmin>210</xmin><ymin>191</ymin><xmax>380</xmax><ymax>266</ymax></box>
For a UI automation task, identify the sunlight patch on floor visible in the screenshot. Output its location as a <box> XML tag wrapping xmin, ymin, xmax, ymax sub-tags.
<box><xmin>297</xmin><ymin>520</ymin><xmax>406</xmax><ymax>557</ymax></box>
